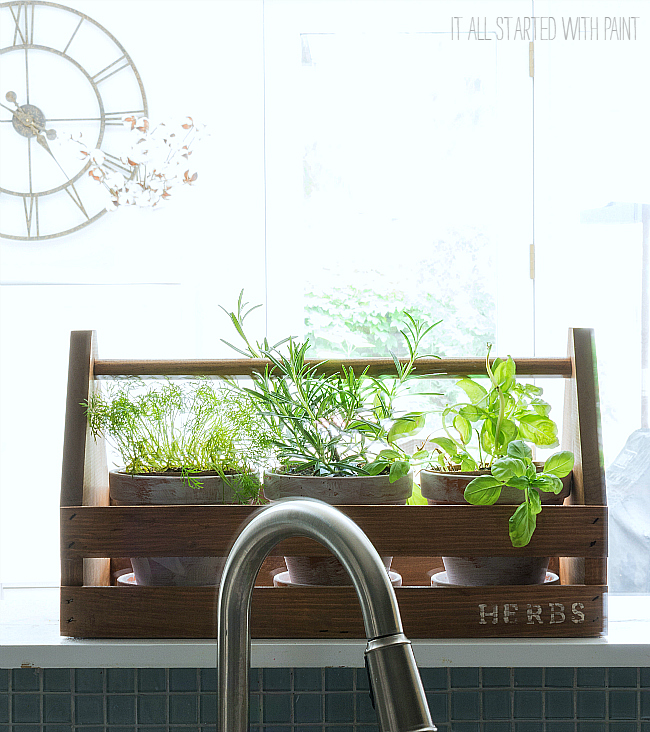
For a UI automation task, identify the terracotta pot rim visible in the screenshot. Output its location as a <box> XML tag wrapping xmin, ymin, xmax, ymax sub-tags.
<box><xmin>421</xmin><ymin>462</ymin><xmax>569</xmax><ymax>479</ymax></box>
<box><xmin>421</xmin><ymin>468</ymin><xmax>489</xmax><ymax>478</ymax></box>
<box><xmin>264</xmin><ymin>469</ymin><xmax>413</xmax><ymax>480</ymax></box>
<box><xmin>111</xmin><ymin>469</ymin><xmax>241</xmax><ymax>478</ymax></box>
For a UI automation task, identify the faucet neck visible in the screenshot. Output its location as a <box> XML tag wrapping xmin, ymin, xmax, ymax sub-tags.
<box><xmin>217</xmin><ymin>499</ymin><xmax>403</xmax><ymax>730</ymax></box>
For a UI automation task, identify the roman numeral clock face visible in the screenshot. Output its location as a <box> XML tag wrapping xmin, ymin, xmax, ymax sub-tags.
<box><xmin>0</xmin><ymin>1</ymin><xmax>147</xmax><ymax>240</ymax></box>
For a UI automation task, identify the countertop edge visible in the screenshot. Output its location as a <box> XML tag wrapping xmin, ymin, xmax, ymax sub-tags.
<box><xmin>2</xmin><ymin>589</ymin><xmax>649</xmax><ymax>669</ymax></box>
<box><xmin>2</xmin><ymin>637</ymin><xmax>650</xmax><ymax>669</ymax></box>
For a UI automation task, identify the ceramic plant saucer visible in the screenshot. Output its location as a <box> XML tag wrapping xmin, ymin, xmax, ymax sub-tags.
<box><xmin>116</xmin><ymin>572</ymin><xmax>137</xmax><ymax>586</ymax></box>
<box><xmin>430</xmin><ymin>570</ymin><xmax>560</xmax><ymax>587</ymax></box>
<box><xmin>118</xmin><ymin>569</ymin><xmax>405</xmax><ymax>588</ymax></box>
<box><xmin>273</xmin><ymin>570</ymin><xmax>402</xmax><ymax>588</ymax></box>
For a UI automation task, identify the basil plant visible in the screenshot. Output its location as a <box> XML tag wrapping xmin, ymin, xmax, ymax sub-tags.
<box><xmin>464</xmin><ymin>439</ymin><xmax>574</xmax><ymax>547</ymax></box>
<box><xmin>429</xmin><ymin>345</ymin><xmax>560</xmax><ymax>471</ymax></box>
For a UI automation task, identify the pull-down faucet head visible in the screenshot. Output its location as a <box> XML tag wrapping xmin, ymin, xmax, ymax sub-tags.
<box><xmin>217</xmin><ymin>497</ymin><xmax>436</xmax><ymax>732</ymax></box>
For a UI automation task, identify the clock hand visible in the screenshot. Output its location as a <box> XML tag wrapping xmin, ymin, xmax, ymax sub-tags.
<box><xmin>30</xmin><ymin>124</ymin><xmax>69</xmax><ymax>180</ymax></box>
<box><xmin>20</xmin><ymin>112</ymin><xmax>57</xmax><ymax>139</ymax></box>
<box><xmin>3</xmin><ymin>92</ymin><xmax>57</xmax><ymax>138</ymax></box>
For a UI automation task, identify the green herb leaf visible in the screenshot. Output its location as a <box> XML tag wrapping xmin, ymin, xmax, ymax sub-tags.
<box><xmin>506</xmin><ymin>476</ymin><xmax>529</xmax><ymax>490</ymax></box>
<box><xmin>508</xmin><ymin>502</ymin><xmax>537</xmax><ymax>547</ymax></box>
<box><xmin>492</xmin><ymin>456</ymin><xmax>526</xmax><ymax>481</ymax></box>
<box><xmin>387</xmin><ymin>412</ymin><xmax>426</xmax><ymax>441</ymax></box>
<box><xmin>507</xmin><ymin>439</ymin><xmax>533</xmax><ymax>461</ymax></box>
<box><xmin>389</xmin><ymin>460</ymin><xmax>410</xmax><ymax>483</ymax></box>
<box><xmin>531</xmin><ymin>474</ymin><xmax>563</xmax><ymax>494</ymax></box>
<box><xmin>481</xmin><ymin>417</ymin><xmax>517</xmax><ymax>455</ymax></box>
<box><xmin>456</xmin><ymin>378</ymin><xmax>488</xmax><ymax>406</ymax></box>
<box><xmin>460</xmin><ymin>404</ymin><xmax>484</xmax><ymax>422</ymax></box>
<box><xmin>518</xmin><ymin>415</ymin><xmax>558</xmax><ymax>446</ymax></box>
<box><xmin>493</xmin><ymin>356</ymin><xmax>516</xmax><ymax>392</ymax></box>
<box><xmin>528</xmin><ymin>487</ymin><xmax>543</xmax><ymax>514</ymax></box>
<box><xmin>531</xmin><ymin>398</ymin><xmax>552</xmax><ymax>417</ymax></box>
<box><xmin>453</xmin><ymin>414</ymin><xmax>472</xmax><ymax>444</ymax></box>
<box><xmin>464</xmin><ymin>475</ymin><xmax>503</xmax><ymax>505</ymax></box>
<box><xmin>429</xmin><ymin>437</ymin><xmax>458</xmax><ymax>456</ymax></box>
<box><xmin>377</xmin><ymin>449</ymin><xmax>401</xmax><ymax>460</ymax></box>
<box><xmin>407</xmin><ymin>483</ymin><xmax>428</xmax><ymax>505</ymax></box>
<box><xmin>543</xmin><ymin>451</ymin><xmax>574</xmax><ymax>478</ymax></box>
<box><xmin>365</xmin><ymin>460</ymin><xmax>388</xmax><ymax>476</ymax></box>
<box><xmin>460</xmin><ymin>455</ymin><xmax>478</xmax><ymax>472</ymax></box>
<box><xmin>390</xmin><ymin>351</ymin><xmax>403</xmax><ymax>379</ymax></box>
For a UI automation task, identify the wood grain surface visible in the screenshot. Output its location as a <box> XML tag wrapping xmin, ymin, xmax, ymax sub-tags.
<box><xmin>59</xmin><ymin>328</ymin><xmax>607</xmax><ymax>639</ymax></box>
<box><xmin>562</xmin><ymin>328</ymin><xmax>607</xmax><ymax>506</ymax></box>
<box><xmin>93</xmin><ymin>357</ymin><xmax>573</xmax><ymax>378</ymax></box>
<box><xmin>60</xmin><ymin>585</ymin><xmax>606</xmax><ymax>638</ymax></box>
<box><xmin>60</xmin><ymin>504</ymin><xmax>607</xmax><ymax>559</ymax></box>
<box><xmin>60</xmin><ymin>331</ymin><xmax>110</xmax><ymax>587</ymax></box>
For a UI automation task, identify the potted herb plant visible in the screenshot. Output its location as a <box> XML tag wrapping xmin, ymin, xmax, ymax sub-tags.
<box><xmin>221</xmin><ymin>291</ymin><xmax>440</xmax><ymax>585</ymax></box>
<box><xmin>84</xmin><ymin>377</ymin><xmax>272</xmax><ymax>586</ymax></box>
<box><xmin>420</xmin><ymin>346</ymin><xmax>574</xmax><ymax>585</ymax></box>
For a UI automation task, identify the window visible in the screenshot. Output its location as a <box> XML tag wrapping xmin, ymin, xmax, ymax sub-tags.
<box><xmin>1</xmin><ymin>0</ymin><xmax>647</xmax><ymax>591</ymax></box>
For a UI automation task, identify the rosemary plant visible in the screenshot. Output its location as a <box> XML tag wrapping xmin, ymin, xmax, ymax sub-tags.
<box><xmin>220</xmin><ymin>291</ymin><xmax>441</xmax><ymax>482</ymax></box>
<box><xmin>84</xmin><ymin>378</ymin><xmax>273</xmax><ymax>502</ymax></box>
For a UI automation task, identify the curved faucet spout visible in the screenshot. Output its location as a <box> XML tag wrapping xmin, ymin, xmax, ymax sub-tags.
<box><xmin>217</xmin><ymin>498</ymin><xmax>435</xmax><ymax>732</ymax></box>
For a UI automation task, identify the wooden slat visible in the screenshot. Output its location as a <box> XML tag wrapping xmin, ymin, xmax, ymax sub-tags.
<box><xmin>61</xmin><ymin>331</ymin><xmax>94</xmax><ymax>507</ymax></box>
<box><xmin>391</xmin><ymin>557</ymin><xmax>444</xmax><ymax>586</ymax></box>
<box><xmin>60</xmin><ymin>505</ymin><xmax>607</xmax><ymax>559</ymax></box>
<box><xmin>93</xmin><ymin>357</ymin><xmax>573</xmax><ymax>379</ymax></box>
<box><xmin>584</xmin><ymin>557</ymin><xmax>608</xmax><ymax>585</ymax></box>
<box><xmin>559</xmin><ymin>556</ymin><xmax>584</xmax><ymax>585</ymax></box>
<box><xmin>60</xmin><ymin>331</ymin><xmax>92</xmax><ymax>586</ymax></box>
<box><xmin>60</xmin><ymin>331</ymin><xmax>111</xmax><ymax>587</ymax></box>
<box><xmin>60</xmin><ymin>585</ymin><xmax>606</xmax><ymax>639</ymax></box>
<box><xmin>562</xmin><ymin>328</ymin><xmax>607</xmax><ymax>506</ymax></box>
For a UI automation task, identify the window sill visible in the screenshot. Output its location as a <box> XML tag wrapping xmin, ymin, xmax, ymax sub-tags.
<box><xmin>1</xmin><ymin>588</ymin><xmax>649</xmax><ymax>669</ymax></box>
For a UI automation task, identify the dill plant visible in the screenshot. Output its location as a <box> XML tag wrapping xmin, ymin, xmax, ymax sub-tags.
<box><xmin>84</xmin><ymin>378</ymin><xmax>273</xmax><ymax>502</ymax></box>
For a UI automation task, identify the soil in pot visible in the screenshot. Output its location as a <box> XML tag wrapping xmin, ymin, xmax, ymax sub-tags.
<box><xmin>420</xmin><ymin>467</ymin><xmax>572</xmax><ymax>586</ymax></box>
<box><xmin>263</xmin><ymin>471</ymin><xmax>413</xmax><ymax>586</ymax></box>
<box><xmin>109</xmin><ymin>470</ymin><xmax>255</xmax><ymax>587</ymax></box>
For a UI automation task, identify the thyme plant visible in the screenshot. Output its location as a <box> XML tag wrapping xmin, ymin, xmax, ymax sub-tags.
<box><xmin>221</xmin><ymin>291</ymin><xmax>441</xmax><ymax>482</ymax></box>
<box><xmin>84</xmin><ymin>378</ymin><xmax>273</xmax><ymax>502</ymax></box>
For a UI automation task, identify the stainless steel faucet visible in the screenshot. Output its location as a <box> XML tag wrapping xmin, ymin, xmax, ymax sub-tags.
<box><xmin>217</xmin><ymin>497</ymin><xmax>436</xmax><ymax>732</ymax></box>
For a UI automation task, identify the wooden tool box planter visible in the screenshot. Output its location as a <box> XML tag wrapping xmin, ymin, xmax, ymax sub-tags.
<box><xmin>60</xmin><ymin>328</ymin><xmax>607</xmax><ymax>639</ymax></box>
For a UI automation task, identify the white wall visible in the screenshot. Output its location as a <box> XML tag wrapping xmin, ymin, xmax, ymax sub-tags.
<box><xmin>0</xmin><ymin>0</ymin><xmax>267</xmax><ymax>583</ymax></box>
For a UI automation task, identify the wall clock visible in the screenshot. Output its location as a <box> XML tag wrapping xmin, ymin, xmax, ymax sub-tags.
<box><xmin>0</xmin><ymin>1</ymin><xmax>148</xmax><ymax>240</ymax></box>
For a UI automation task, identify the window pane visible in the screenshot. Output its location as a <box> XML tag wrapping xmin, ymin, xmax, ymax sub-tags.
<box><xmin>535</xmin><ymin>0</ymin><xmax>650</xmax><ymax>593</ymax></box>
<box><xmin>264</xmin><ymin>1</ymin><xmax>534</xmax><ymax>357</ymax></box>
<box><xmin>534</xmin><ymin>0</ymin><xmax>649</xmax><ymax>465</ymax></box>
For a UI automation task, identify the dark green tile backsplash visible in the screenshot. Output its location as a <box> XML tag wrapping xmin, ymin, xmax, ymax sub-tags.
<box><xmin>0</xmin><ymin>667</ymin><xmax>648</xmax><ymax>730</ymax></box>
